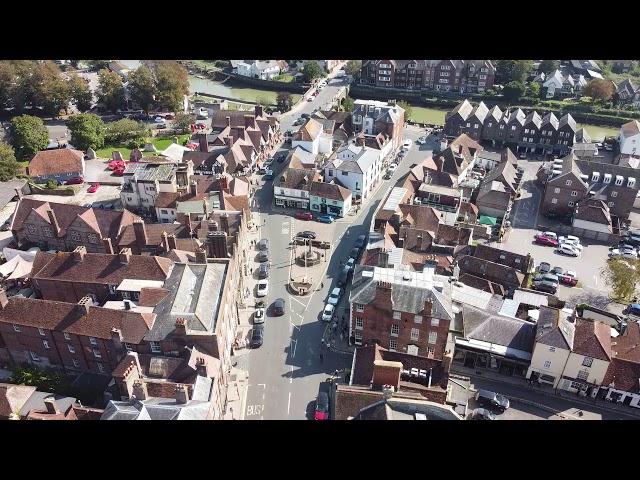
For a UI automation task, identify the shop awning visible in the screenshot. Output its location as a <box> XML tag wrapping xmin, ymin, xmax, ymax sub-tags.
<box><xmin>478</xmin><ymin>215</ymin><xmax>497</xmax><ymax>226</ymax></box>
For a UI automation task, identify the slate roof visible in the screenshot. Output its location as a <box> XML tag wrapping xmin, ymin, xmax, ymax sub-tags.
<box><xmin>0</xmin><ymin>297</ymin><xmax>154</xmax><ymax>343</ymax></box>
<box><xmin>534</xmin><ymin>305</ymin><xmax>575</xmax><ymax>350</ymax></box>
<box><xmin>572</xmin><ymin>318</ymin><xmax>611</xmax><ymax>361</ymax></box>
<box><xmin>28</xmin><ymin>149</ymin><xmax>84</xmax><ymax>178</ymax></box>
<box><xmin>473</xmin><ymin>244</ymin><xmax>529</xmax><ymax>272</ymax></box>
<box><xmin>462</xmin><ymin>304</ymin><xmax>535</xmax><ymax>353</ymax></box>
<box><xmin>447</xmin><ymin>99</ymin><xmax>473</xmax><ymax>121</ymax></box>
<box><xmin>541</xmin><ymin>112</ymin><xmax>559</xmax><ymax>130</ymax></box>
<box><xmin>573</xmin><ymin>198</ymin><xmax>612</xmax><ymax>228</ymax></box>
<box><xmin>558</xmin><ymin>113</ymin><xmax>577</xmax><ymax>132</ymax></box>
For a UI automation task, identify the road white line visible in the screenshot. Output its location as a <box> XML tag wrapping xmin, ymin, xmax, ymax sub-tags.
<box><xmin>290</xmin><ymin>365</ymin><xmax>293</xmax><ymax>384</ymax></box>
<box><xmin>290</xmin><ymin>296</ymin><xmax>306</xmax><ymax>308</ymax></box>
<box><xmin>287</xmin><ymin>392</ymin><xmax>291</xmax><ymax>415</ymax></box>
<box><xmin>257</xmin><ymin>383</ymin><xmax>266</xmax><ymax>388</ymax></box>
<box><xmin>292</xmin><ymin>338</ymin><xmax>297</xmax><ymax>358</ymax></box>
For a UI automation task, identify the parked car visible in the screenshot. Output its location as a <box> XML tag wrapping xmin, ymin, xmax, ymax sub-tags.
<box><xmin>264</xmin><ymin>169</ymin><xmax>274</xmax><ymax>180</ymax></box>
<box><xmin>533</xmin><ymin>280</ymin><xmax>558</xmax><ymax>294</ymax></box>
<box><xmin>87</xmin><ymin>183</ymin><xmax>100</xmax><ymax>193</ymax></box>
<box><xmin>345</xmin><ymin>258</ymin><xmax>355</xmax><ymax>271</ymax></box>
<box><xmin>538</xmin><ymin>262</ymin><xmax>551</xmax><ymax>274</ymax></box>
<box><xmin>258</xmin><ymin>239</ymin><xmax>269</xmax><ymax>251</ymax></box>
<box><xmin>298</xmin><ymin>231</ymin><xmax>317</xmax><ymax>239</ymax></box>
<box><xmin>154</xmin><ymin>116</ymin><xmax>165</xmax><ymax>123</ymax></box>
<box><xmin>470</xmin><ymin>408</ymin><xmax>495</xmax><ymax>421</ymax></box>
<box><xmin>155</xmin><ymin>122</ymin><xmax>167</xmax><ymax>129</ymax></box>
<box><xmin>402</xmin><ymin>139</ymin><xmax>412</xmax><ymax>150</ymax></box>
<box><xmin>258</xmin><ymin>263</ymin><xmax>269</xmax><ymax>279</ymax></box>
<box><xmin>542</xmin><ymin>231</ymin><xmax>558</xmax><ymax>240</ymax></box>
<box><xmin>273</xmin><ymin>298</ymin><xmax>286</xmax><ymax>316</ymax></box>
<box><xmin>258</xmin><ymin>250</ymin><xmax>269</xmax><ymax>262</ymax></box>
<box><xmin>317</xmin><ymin>214</ymin><xmax>334</xmax><ymax>224</ymax></box>
<box><xmin>256</xmin><ymin>279</ymin><xmax>269</xmax><ymax>297</ymax></box>
<box><xmin>550</xmin><ymin>266</ymin><xmax>564</xmax><ymax>277</ymax></box>
<box><xmin>417</xmin><ymin>136</ymin><xmax>427</xmax><ymax>145</ymax></box>
<box><xmin>354</xmin><ymin>234</ymin><xmax>367</xmax><ymax>249</ymax></box>
<box><xmin>0</xmin><ymin>219</ymin><xmax>11</xmax><ymax>231</ymax></box>
<box><xmin>253</xmin><ymin>308</ymin><xmax>265</xmax><ymax>325</ymax></box>
<box><xmin>559</xmin><ymin>271</ymin><xmax>578</xmax><ymax>286</ymax></box>
<box><xmin>327</xmin><ymin>287</ymin><xmax>341</xmax><ymax>306</ymax></box>
<box><xmin>65</xmin><ymin>176</ymin><xmax>84</xmax><ymax>185</ymax></box>
<box><xmin>250</xmin><ymin>325</ymin><xmax>264</xmax><ymax>348</ymax></box>
<box><xmin>314</xmin><ymin>391</ymin><xmax>329</xmax><ymax>420</ymax></box>
<box><xmin>609</xmin><ymin>248</ymin><xmax>638</xmax><ymax>259</ymax></box>
<box><xmin>534</xmin><ymin>234</ymin><xmax>559</xmax><ymax>247</ymax></box>
<box><xmin>350</xmin><ymin>247</ymin><xmax>360</xmax><ymax>260</ymax></box>
<box><xmin>295</xmin><ymin>211</ymin><xmax>314</xmax><ymax>221</ymax></box>
<box><xmin>387</xmin><ymin>164</ymin><xmax>398</xmax><ymax>175</ymax></box>
<box><xmin>475</xmin><ymin>390</ymin><xmax>510</xmax><ymax>413</ymax></box>
<box><xmin>624</xmin><ymin>303</ymin><xmax>640</xmax><ymax>317</ymax></box>
<box><xmin>322</xmin><ymin>303</ymin><xmax>335</xmax><ymax>322</ymax></box>
<box><xmin>556</xmin><ymin>245</ymin><xmax>579</xmax><ymax>257</ymax></box>
<box><xmin>338</xmin><ymin>266</ymin><xmax>350</xmax><ymax>287</ymax></box>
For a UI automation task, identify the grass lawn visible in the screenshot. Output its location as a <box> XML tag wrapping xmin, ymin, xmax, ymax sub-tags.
<box><xmin>95</xmin><ymin>134</ymin><xmax>191</xmax><ymax>160</ymax></box>
<box><xmin>273</xmin><ymin>74</ymin><xmax>294</xmax><ymax>83</ymax></box>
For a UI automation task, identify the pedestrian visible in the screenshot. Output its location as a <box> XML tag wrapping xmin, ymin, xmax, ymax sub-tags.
<box><xmin>320</xmin><ymin>281</ymin><xmax>324</xmax><ymax>288</ymax></box>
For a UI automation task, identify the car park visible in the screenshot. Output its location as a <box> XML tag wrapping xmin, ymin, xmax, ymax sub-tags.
<box><xmin>273</xmin><ymin>298</ymin><xmax>286</xmax><ymax>316</ymax></box>
<box><xmin>322</xmin><ymin>303</ymin><xmax>335</xmax><ymax>322</ymax></box>
<box><xmin>317</xmin><ymin>214</ymin><xmax>334</xmax><ymax>224</ymax></box>
<box><xmin>556</xmin><ymin>244</ymin><xmax>579</xmax><ymax>257</ymax></box>
<box><xmin>258</xmin><ymin>263</ymin><xmax>269</xmax><ymax>279</ymax></box>
<box><xmin>250</xmin><ymin>325</ymin><xmax>264</xmax><ymax>348</ymax></box>
<box><xmin>538</xmin><ymin>262</ymin><xmax>551</xmax><ymax>274</ymax></box>
<box><xmin>327</xmin><ymin>287</ymin><xmax>342</xmax><ymax>306</ymax></box>
<box><xmin>253</xmin><ymin>308</ymin><xmax>265</xmax><ymax>325</ymax></box>
<box><xmin>314</xmin><ymin>391</ymin><xmax>329</xmax><ymax>420</ymax></box>
<box><xmin>475</xmin><ymin>390</ymin><xmax>510</xmax><ymax>413</ymax></box>
<box><xmin>295</xmin><ymin>211</ymin><xmax>314</xmax><ymax>221</ymax></box>
<box><xmin>256</xmin><ymin>279</ymin><xmax>269</xmax><ymax>297</ymax></box>
<box><xmin>470</xmin><ymin>408</ymin><xmax>495</xmax><ymax>421</ymax></box>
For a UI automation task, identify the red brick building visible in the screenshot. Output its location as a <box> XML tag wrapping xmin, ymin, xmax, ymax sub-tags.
<box><xmin>348</xmin><ymin>265</ymin><xmax>452</xmax><ymax>359</ymax></box>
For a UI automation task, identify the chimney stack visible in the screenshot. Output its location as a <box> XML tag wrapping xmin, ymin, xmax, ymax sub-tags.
<box><xmin>225</xmin><ymin>116</ymin><xmax>231</xmax><ymax>128</ymax></box>
<box><xmin>220</xmin><ymin>212</ymin><xmax>230</xmax><ymax>234</ymax></box>
<box><xmin>72</xmin><ymin>246</ymin><xmax>87</xmax><ymax>262</ymax></box>
<box><xmin>161</xmin><ymin>231</ymin><xmax>169</xmax><ymax>252</ymax></box>
<box><xmin>77</xmin><ymin>296</ymin><xmax>93</xmax><ymax>316</ymax></box>
<box><xmin>254</xmin><ymin>105</ymin><xmax>263</xmax><ymax>118</ymax></box>
<box><xmin>195</xmin><ymin>248</ymin><xmax>207</xmax><ymax>263</ymax></box>
<box><xmin>207</xmin><ymin>231</ymin><xmax>229</xmax><ymax>258</ymax></box>
<box><xmin>118</xmin><ymin>247</ymin><xmax>132</xmax><ymax>264</ymax></box>
<box><xmin>220</xmin><ymin>175</ymin><xmax>229</xmax><ymax>192</ymax></box>
<box><xmin>198</xmin><ymin>133</ymin><xmax>209</xmax><ymax>153</ymax></box>
<box><xmin>372</xmin><ymin>360</ymin><xmax>402</xmax><ymax>390</ymax></box>
<box><xmin>382</xmin><ymin>384</ymin><xmax>395</xmax><ymax>400</ymax></box>
<box><xmin>174</xmin><ymin>318</ymin><xmax>187</xmax><ymax>336</ymax></box>
<box><xmin>195</xmin><ymin>357</ymin><xmax>208</xmax><ymax>377</ymax></box>
<box><xmin>175</xmin><ymin>384</ymin><xmax>190</xmax><ymax>404</ymax></box>
<box><xmin>46</xmin><ymin>209</ymin><xmax>60</xmax><ymax>237</ymax></box>
<box><xmin>43</xmin><ymin>398</ymin><xmax>60</xmax><ymax>415</ymax></box>
<box><xmin>133</xmin><ymin>220</ymin><xmax>148</xmax><ymax>248</ymax></box>
<box><xmin>132</xmin><ymin>381</ymin><xmax>148</xmax><ymax>401</ymax></box>
<box><xmin>190</xmin><ymin>181</ymin><xmax>198</xmax><ymax>196</ymax></box>
<box><xmin>167</xmin><ymin>234</ymin><xmax>177</xmax><ymax>251</ymax></box>
<box><xmin>102</xmin><ymin>237</ymin><xmax>114</xmax><ymax>255</ymax></box>
<box><xmin>123</xmin><ymin>300</ymin><xmax>132</xmax><ymax>310</ymax></box>
<box><xmin>0</xmin><ymin>289</ymin><xmax>8</xmax><ymax>309</ymax></box>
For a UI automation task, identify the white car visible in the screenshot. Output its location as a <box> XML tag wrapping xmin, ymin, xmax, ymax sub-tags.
<box><xmin>328</xmin><ymin>287</ymin><xmax>342</xmax><ymax>306</ymax></box>
<box><xmin>154</xmin><ymin>116</ymin><xmax>165</xmax><ymax>123</ymax></box>
<box><xmin>345</xmin><ymin>258</ymin><xmax>355</xmax><ymax>270</ymax></box>
<box><xmin>542</xmin><ymin>231</ymin><xmax>558</xmax><ymax>240</ymax></box>
<box><xmin>402</xmin><ymin>139</ymin><xmax>412</xmax><ymax>150</ymax></box>
<box><xmin>560</xmin><ymin>240</ymin><xmax>583</xmax><ymax>252</ymax></box>
<box><xmin>557</xmin><ymin>245</ymin><xmax>579</xmax><ymax>257</ymax></box>
<box><xmin>559</xmin><ymin>235</ymin><xmax>580</xmax><ymax>244</ymax></box>
<box><xmin>318</xmin><ymin>81</ymin><xmax>327</xmax><ymax>88</ymax></box>
<box><xmin>256</xmin><ymin>279</ymin><xmax>269</xmax><ymax>297</ymax></box>
<box><xmin>387</xmin><ymin>164</ymin><xmax>398</xmax><ymax>175</ymax></box>
<box><xmin>417</xmin><ymin>136</ymin><xmax>427</xmax><ymax>145</ymax></box>
<box><xmin>609</xmin><ymin>249</ymin><xmax>638</xmax><ymax>259</ymax></box>
<box><xmin>322</xmin><ymin>303</ymin><xmax>335</xmax><ymax>322</ymax></box>
<box><xmin>253</xmin><ymin>308</ymin><xmax>265</xmax><ymax>324</ymax></box>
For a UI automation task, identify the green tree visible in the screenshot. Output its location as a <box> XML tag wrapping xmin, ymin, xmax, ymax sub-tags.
<box><xmin>174</xmin><ymin>113</ymin><xmax>196</xmax><ymax>133</ymax></box>
<box><xmin>539</xmin><ymin>60</ymin><xmax>560</xmax><ymax>75</ymax></box>
<box><xmin>602</xmin><ymin>258</ymin><xmax>640</xmax><ymax>301</ymax></box>
<box><xmin>397</xmin><ymin>100</ymin><xmax>413</xmax><ymax>121</ymax></box>
<box><xmin>529</xmin><ymin>82</ymin><xmax>541</xmax><ymax>97</ymax></box>
<box><xmin>104</xmin><ymin>118</ymin><xmax>149</xmax><ymax>146</ymax></box>
<box><xmin>302</xmin><ymin>61</ymin><xmax>323</xmax><ymax>82</ymax></box>
<box><xmin>583</xmin><ymin>78</ymin><xmax>616</xmax><ymax>102</ymax></box>
<box><xmin>502</xmin><ymin>81</ymin><xmax>526</xmax><ymax>102</ymax></box>
<box><xmin>66</xmin><ymin>113</ymin><xmax>105</xmax><ymax>151</ymax></box>
<box><xmin>344</xmin><ymin>60</ymin><xmax>362</xmax><ymax>76</ymax></box>
<box><xmin>341</xmin><ymin>96</ymin><xmax>355</xmax><ymax>112</ymax></box>
<box><xmin>0</xmin><ymin>142</ymin><xmax>18</xmax><ymax>181</ymax></box>
<box><xmin>86</xmin><ymin>60</ymin><xmax>110</xmax><ymax>71</ymax></box>
<box><xmin>30</xmin><ymin>61</ymin><xmax>71</xmax><ymax>116</ymax></box>
<box><xmin>148</xmin><ymin>61</ymin><xmax>189</xmax><ymax>112</ymax></box>
<box><xmin>97</xmin><ymin>69</ymin><xmax>126</xmax><ymax>112</ymax></box>
<box><xmin>276</xmin><ymin>92</ymin><xmax>293</xmax><ymax>112</ymax></box>
<box><xmin>67</xmin><ymin>73</ymin><xmax>93</xmax><ymax>112</ymax></box>
<box><xmin>128</xmin><ymin>65</ymin><xmax>157</xmax><ymax>114</ymax></box>
<box><xmin>0</xmin><ymin>62</ymin><xmax>16</xmax><ymax>109</ymax></box>
<box><xmin>10</xmin><ymin>115</ymin><xmax>49</xmax><ymax>161</ymax></box>
<box><xmin>256</xmin><ymin>96</ymin><xmax>270</xmax><ymax>108</ymax></box>
<box><xmin>496</xmin><ymin>60</ymin><xmax>533</xmax><ymax>84</ymax></box>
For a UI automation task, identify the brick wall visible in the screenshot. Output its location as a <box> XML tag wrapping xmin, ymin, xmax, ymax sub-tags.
<box><xmin>15</xmin><ymin>213</ymin><xmax>107</xmax><ymax>253</ymax></box>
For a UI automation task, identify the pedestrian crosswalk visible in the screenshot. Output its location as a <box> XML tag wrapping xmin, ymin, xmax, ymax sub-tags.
<box><xmin>281</xmin><ymin>221</ymin><xmax>289</xmax><ymax>235</ymax></box>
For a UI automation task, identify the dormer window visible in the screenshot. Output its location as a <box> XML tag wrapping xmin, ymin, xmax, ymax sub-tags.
<box><xmin>615</xmin><ymin>175</ymin><xmax>624</xmax><ymax>186</ymax></box>
<box><xmin>603</xmin><ymin>173</ymin><xmax>612</xmax><ymax>184</ymax></box>
<box><xmin>591</xmin><ymin>172</ymin><xmax>600</xmax><ymax>182</ymax></box>
<box><xmin>628</xmin><ymin>177</ymin><xmax>636</xmax><ymax>188</ymax></box>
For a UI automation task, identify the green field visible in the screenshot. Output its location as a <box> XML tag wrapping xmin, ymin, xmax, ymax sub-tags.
<box><xmin>95</xmin><ymin>134</ymin><xmax>191</xmax><ymax>160</ymax></box>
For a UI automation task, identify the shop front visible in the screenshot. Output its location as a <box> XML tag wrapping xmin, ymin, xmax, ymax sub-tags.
<box><xmin>453</xmin><ymin>338</ymin><xmax>531</xmax><ymax>378</ymax></box>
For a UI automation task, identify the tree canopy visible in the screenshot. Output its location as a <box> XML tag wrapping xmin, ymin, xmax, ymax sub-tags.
<box><xmin>174</xmin><ymin>113</ymin><xmax>196</xmax><ymax>133</ymax></box>
<box><xmin>0</xmin><ymin>142</ymin><xmax>19</xmax><ymax>181</ymax></box>
<box><xmin>302</xmin><ymin>61</ymin><xmax>323</xmax><ymax>82</ymax></box>
<box><xmin>10</xmin><ymin>115</ymin><xmax>49</xmax><ymax>161</ymax></box>
<box><xmin>147</xmin><ymin>61</ymin><xmax>189</xmax><ymax>112</ymax></box>
<box><xmin>344</xmin><ymin>60</ymin><xmax>362</xmax><ymax>76</ymax></box>
<box><xmin>104</xmin><ymin>119</ymin><xmax>149</xmax><ymax>148</ymax></box>
<box><xmin>341</xmin><ymin>96</ymin><xmax>355</xmax><ymax>112</ymax></box>
<box><xmin>502</xmin><ymin>81</ymin><xmax>526</xmax><ymax>102</ymax></box>
<box><xmin>276</xmin><ymin>92</ymin><xmax>294</xmax><ymax>112</ymax></box>
<box><xmin>397</xmin><ymin>100</ymin><xmax>413</xmax><ymax>122</ymax></box>
<box><xmin>495</xmin><ymin>60</ymin><xmax>533</xmax><ymax>84</ymax></box>
<box><xmin>67</xmin><ymin>73</ymin><xmax>93</xmax><ymax>112</ymax></box>
<box><xmin>97</xmin><ymin>69</ymin><xmax>126</xmax><ymax>112</ymax></box>
<box><xmin>127</xmin><ymin>65</ymin><xmax>157</xmax><ymax>114</ymax></box>
<box><xmin>601</xmin><ymin>258</ymin><xmax>640</xmax><ymax>301</ymax></box>
<box><xmin>539</xmin><ymin>60</ymin><xmax>560</xmax><ymax>75</ymax></box>
<box><xmin>66</xmin><ymin>114</ymin><xmax>105</xmax><ymax>151</ymax></box>
<box><xmin>583</xmin><ymin>78</ymin><xmax>615</xmax><ymax>102</ymax></box>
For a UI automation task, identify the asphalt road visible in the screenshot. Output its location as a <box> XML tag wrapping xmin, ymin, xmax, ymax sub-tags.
<box><xmin>242</xmin><ymin>100</ymin><xmax>433</xmax><ymax>419</ymax></box>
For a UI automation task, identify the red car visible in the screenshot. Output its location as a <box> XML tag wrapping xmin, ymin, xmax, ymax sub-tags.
<box><xmin>87</xmin><ymin>183</ymin><xmax>100</xmax><ymax>193</ymax></box>
<box><xmin>295</xmin><ymin>211</ymin><xmax>314</xmax><ymax>221</ymax></box>
<box><xmin>534</xmin><ymin>235</ymin><xmax>559</xmax><ymax>247</ymax></box>
<box><xmin>314</xmin><ymin>392</ymin><xmax>329</xmax><ymax>420</ymax></box>
<box><xmin>65</xmin><ymin>176</ymin><xmax>84</xmax><ymax>185</ymax></box>
<box><xmin>558</xmin><ymin>273</ymin><xmax>578</xmax><ymax>286</ymax></box>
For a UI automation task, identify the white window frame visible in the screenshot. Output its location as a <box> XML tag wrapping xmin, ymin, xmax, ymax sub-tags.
<box><xmin>89</xmin><ymin>337</ymin><xmax>97</xmax><ymax>346</ymax></box>
<box><xmin>571</xmin><ymin>190</ymin><xmax>578</xmax><ymax>197</ymax></box>
<box><xmin>150</xmin><ymin>341</ymin><xmax>161</xmax><ymax>353</ymax></box>
<box><xmin>354</xmin><ymin>331</ymin><xmax>363</xmax><ymax>342</ymax></box>
<box><xmin>72</xmin><ymin>359</ymin><xmax>80</xmax><ymax>368</ymax></box>
<box><xmin>577</xmin><ymin>369</ymin><xmax>589</xmax><ymax>381</ymax></box>
<box><xmin>389</xmin><ymin>339</ymin><xmax>398</xmax><ymax>351</ymax></box>
<box><xmin>391</xmin><ymin>324</ymin><xmax>400</xmax><ymax>337</ymax></box>
<box><xmin>125</xmin><ymin>343</ymin><xmax>134</xmax><ymax>353</ymax></box>
<box><xmin>97</xmin><ymin>363</ymin><xmax>105</xmax><ymax>374</ymax></box>
<box><xmin>12</xmin><ymin>324</ymin><xmax>21</xmax><ymax>332</ymax></box>
<box><xmin>565</xmin><ymin>180</ymin><xmax>572</xmax><ymax>186</ymax></box>
<box><xmin>38</xmin><ymin>328</ymin><xmax>46</xmax><ymax>336</ymax></box>
<box><xmin>414</xmin><ymin>315</ymin><xmax>423</xmax><ymax>324</ymax></box>
<box><xmin>93</xmin><ymin>348</ymin><xmax>102</xmax><ymax>358</ymax></box>
<box><xmin>428</xmin><ymin>332</ymin><xmax>437</xmax><ymax>344</ymax></box>
<box><xmin>355</xmin><ymin>318</ymin><xmax>364</xmax><ymax>330</ymax></box>
<box><xmin>355</xmin><ymin>303</ymin><xmax>364</xmax><ymax>312</ymax></box>
<box><xmin>42</xmin><ymin>340</ymin><xmax>50</xmax><ymax>349</ymax></box>
<box><xmin>611</xmin><ymin>191</ymin><xmax>618</xmax><ymax>198</ymax></box>
<box><xmin>393</xmin><ymin>311</ymin><xmax>401</xmax><ymax>320</ymax></box>
<box><xmin>431</xmin><ymin>318</ymin><xmax>440</xmax><ymax>327</ymax></box>
<box><xmin>608</xmin><ymin>201</ymin><xmax>615</xmax><ymax>207</ymax></box>
<box><xmin>568</xmin><ymin>201</ymin><xmax>575</xmax><ymax>207</ymax></box>
<box><xmin>29</xmin><ymin>351</ymin><xmax>40</xmax><ymax>362</ymax></box>
<box><xmin>64</xmin><ymin>332</ymin><xmax>71</xmax><ymax>341</ymax></box>
<box><xmin>427</xmin><ymin>346</ymin><xmax>435</xmax><ymax>357</ymax></box>
<box><xmin>68</xmin><ymin>344</ymin><xmax>75</xmax><ymax>354</ymax></box>
<box><xmin>554</xmin><ymin>187</ymin><xmax>560</xmax><ymax>194</ymax></box>
<box><xmin>582</xmin><ymin>356</ymin><xmax>593</xmax><ymax>367</ymax></box>
<box><xmin>410</xmin><ymin>328</ymin><xmax>420</xmax><ymax>341</ymax></box>
<box><xmin>551</xmin><ymin>198</ymin><xmax>558</xmax><ymax>204</ymax></box>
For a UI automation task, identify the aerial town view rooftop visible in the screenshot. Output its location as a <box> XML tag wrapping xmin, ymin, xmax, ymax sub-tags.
<box><xmin>1</xmin><ymin>59</ymin><xmax>640</xmax><ymax>421</ymax></box>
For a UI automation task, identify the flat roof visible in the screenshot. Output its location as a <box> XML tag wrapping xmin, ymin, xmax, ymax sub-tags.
<box><xmin>117</xmin><ymin>279</ymin><xmax>165</xmax><ymax>292</ymax></box>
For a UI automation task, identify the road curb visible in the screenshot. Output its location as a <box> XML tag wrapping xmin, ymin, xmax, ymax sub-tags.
<box><xmin>508</xmin><ymin>396</ymin><xmax>578</xmax><ymax>420</ymax></box>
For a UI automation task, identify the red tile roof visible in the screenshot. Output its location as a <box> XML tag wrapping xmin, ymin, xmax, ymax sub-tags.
<box><xmin>573</xmin><ymin>319</ymin><xmax>612</xmax><ymax>361</ymax></box>
<box><xmin>28</xmin><ymin>149</ymin><xmax>84</xmax><ymax>178</ymax></box>
<box><xmin>603</xmin><ymin>323</ymin><xmax>640</xmax><ymax>393</ymax></box>
<box><xmin>0</xmin><ymin>297</ymin><xmax>154</xmax><ymax>343</ymax></box>
<box><xmin>138</xmin><ymin>287</ymin><xmax>171</xmax><ymax>307</ymax></box>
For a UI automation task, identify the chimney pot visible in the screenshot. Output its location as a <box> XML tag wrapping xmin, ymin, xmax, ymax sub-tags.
<box><xmin>167</xmin><ymin>234</ymin><xmax>177</xmax><ymax>251</ymax></box>
<box><xmin>133</xmin><ymin>220</ymin><xmax>148</xmax><ymax>248</ymax></box>
<box><xmin>226</xmin><ymin>116</ymin><xmax>231</xmax><ymax>127</ymax></box>
<box><xmin>77</xmin><ymin>296</ymin><xmax>93</xmax><ymax>315</ymax></box>
<box><xmin>43</xmin><ymin>398</ymin><xmax>60</xmax><ymax>415</ymax></box>
<box><xmin>102</xmin><ymin>237</ymin><xmax>114</xmax><ymax>255</ymax></box>
<box><xmin>118</xmin><ymin>247</ymin><xmax>132</xmax><ymax>264</ymax></box>
<box><xmin>175</xmin><ymin>384</ymin><xmax>189</xmax><ymax>404</ymax></box>
<box><xmin>72</xmin><ymin>245</ymin><xmax>87</xmax><ymax>262</ymax></box>
<box><xmin>195</xmin><ymin>248</ymin><xmax>207</xmax><ymax>263</ymax></box>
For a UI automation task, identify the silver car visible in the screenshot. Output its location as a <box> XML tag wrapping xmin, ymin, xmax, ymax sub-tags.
<box><xmin>253</xmin><ymin>308</ymin><xmax>265</xmax><ymax>324</ymax></box>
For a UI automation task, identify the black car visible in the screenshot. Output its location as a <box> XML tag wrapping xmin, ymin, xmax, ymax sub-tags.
<box><xmin>533</xmin><ymin>280</ymin><xmax>558</xmax><ymax>294</ymax></box>
<box><xmin>337</xmin><ymin>266</ymin><xmax>351</xmax><ymax>287</ymax></box>
<box><xmin>258</xmin><ymin>263</ymin><xmax>269</xmax><ymax>279</ymax></box>
<box><xmin>470</xmin><ymin>408</ymin><xmax>495</xmax><ymax>420</ymax></box>
<box><xmin>301</xmin><ymin>113</ymin><xmax>310</xmax><ymax>119</ymax></box>
<box><xmin>250</xmin><ymin>325</ymin><xmax>264</xmax><ymax>348</ymax></box>
<box><xmin>277</xmin><ymin>154</ymin><xmax>286</xmax><ymax>163</ymax></box>
<box><xmin>273</xmin><ymin>298</ymin><xmax>285</xmax><ymax>316</ymax></box>
<box><xmin>258</xmin><ymin>250</ymin><xmax>269</xmax><ymax>263</ymax></box>
<box><xmin>350</xmin><ymin>247</ymin><xmax>360</xmax><ymax>259</ymax></box>
<box><xmin>538</xmin><ymin>262</ymin><xmax>551</xmax><ymax>274</ymax></box>
<box><xmin>298</xmin><ymin>231</ymin><xmax>317</xmax><ymax>239</ymax></box>
<box><xmin>258</xmin><ymin>238</ymin><xmax>269</xmax><ymax>251</ymax></box>
<box><xmin>354</xmin><ymin>234</ymin><xmax>367</xmax><ymax>249</ymax></box>
<box><xmin>475</xmin><ymin>390</ymin><xmax>510</xmax><ymax>413</ymax></box>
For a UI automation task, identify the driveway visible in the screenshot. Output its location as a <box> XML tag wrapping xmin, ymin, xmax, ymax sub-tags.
<box><xmin>84</xmin><ymin>159</ymin><xmax>125</xmax><ymax>185</ymax></box>
<box><xmin>28</xmin><ymin>184</ymin><xmax>122</xmax><ymax>209</ymax></box>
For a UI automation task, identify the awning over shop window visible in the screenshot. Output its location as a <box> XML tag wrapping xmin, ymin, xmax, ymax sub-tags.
<box><xmin>478</xmin><ymin>215</ymin><xmax>497</xmax><ymax>226</ymax></box>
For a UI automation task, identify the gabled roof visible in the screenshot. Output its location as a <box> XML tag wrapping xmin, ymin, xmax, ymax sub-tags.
<box><xmin>462</xmin><ymin>304</ymin><xmax>535</xmax><ymax>353</ymax></box>
<box><xmin>275</xmin><ymin>167</ymin><xmax>319</xmax><ymax>191</ymax></box>
<box><xmin>447</xmin><ymin>99</ymin><xmax>473</xmax><ymax>121</ymax></box>
<box><xmin>558</xmin><ymin>113</ymin><xmax>577</xmax><ymax>132</ymax></box>
<box><xmin>28</xmin><ymin>149</ymin><xmax>84</xmax><ymax>178</ymax></box>
<box><xmin>535</xmin><ymin>306</ymin><xmax>575</xmax><ymax>350</ymax></box>
<box><xmin>603</xmin><ymin>322</ymin><xmax>640</xmax><ymax>393</ymax></box>
<box><xmin>309</xmin><ymin>181</ymin><xmax>352</xmax><ymax>202</ymax></box>
<box><xmin>621</xmin><ymin>120</ymin><xmax>640</xmax><ymax>137</ymax></box>
<box><xmin>573</xmin><ymin>198</ymin><xmax>612</xmax><ymax>228</ymax></box>
<box><xmin>469</xmin><ymin>101</ymin><xmax>489</xmax><ymax>123</ymax></box>
<box><xmin>524</xmin><ymin>111</ymin><xmax>542</xmax><ymax>129</ymax></box>
<box><xmin>457</xmin><ymin>255</ymin><xmax>525</xmax><ymax>287</ymax></box>
<box><xmin>541</xmin><ymin>112</ymin><xmax>559</xmax><ymax>130</ymax></box>
<box><xmin>572</xmin><ymin>318</ymin><xmax>611</xmax><ymax>361</ymax></box>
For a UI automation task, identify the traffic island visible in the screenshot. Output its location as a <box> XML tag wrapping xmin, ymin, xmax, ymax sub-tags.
<box><xmin>289</xmin><ymin>275</ymin><xmax>313</xmax><ymax>296</ymax></box>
